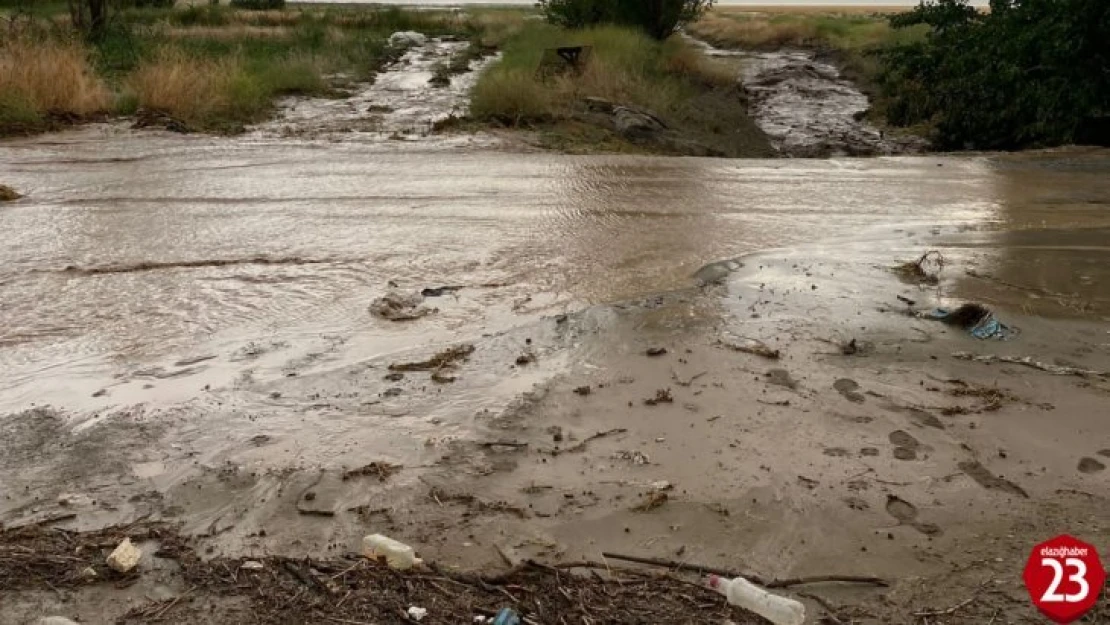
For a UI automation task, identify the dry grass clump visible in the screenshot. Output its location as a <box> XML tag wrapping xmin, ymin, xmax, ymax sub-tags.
<box><xmin>127</xmin><ymin>49</ymin><xmax>241</xmax><ymax>121</ymax></box>
<box><xmin>0</xmin><ymin>37</ymin><xmax>111</xmax><ymax>124</ymax></box>
<box><xmin>688</xmin><ymin>12</ymin><xmax>819</xmax><ymax>49</ymax></box>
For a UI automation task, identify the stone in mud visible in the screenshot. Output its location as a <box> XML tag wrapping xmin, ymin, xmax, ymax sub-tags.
<box><xmin>1078</xmin><ymin>457</ymin><xmax>1105</xmax><ymax>474</ymax></box>
<box><xmin>389</xmin><ymin>31</ymin><xmax>427</xmax><ymax>48</ymax></box>
<box><xmin>370</xmin><ymin>290</ymin><xmax>434</xmax><ymax>321</ymax></box>
<box><xmin>765</xmin><ymin>368</ymin><xmax>797</xmax><ymax>389</ymax></box>
<box><xmin>106</xmin><ymin>537</ymin><xmax>142</xmax><ymax>573</ymax></box>
<box><xmin>958</xmin><ymin>460</ymin><xmax>1028</xmax><ymax>498</ymax></box>
<box><xmin>613</xmin><ymin>106</ymin><xmax>667</xmax><ymax>140</ymax></box>
<box><xmin>893</xmin><ymin>447</ymin><xmax>917</xmax><ymax>461</ymax></box>
<box><xmin>888</xmin><ymin>430</ymin><xmax>920</xmax><ymax>450</ymax></box>
<box><xmin>0</xmin><ymin>184</ymin><xmax>22</xmax><ymax>201</ymax></box>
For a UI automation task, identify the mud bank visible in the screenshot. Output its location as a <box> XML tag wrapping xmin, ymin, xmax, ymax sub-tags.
<box><xmin>2</xmin><ymin>143</ymin><xmax>1109</xmax><ymax>623</ymax></box>
<box><xmin>694</xmin><ymin>39</ymin><xmax>926</xmax><ymax>157</ymax></box>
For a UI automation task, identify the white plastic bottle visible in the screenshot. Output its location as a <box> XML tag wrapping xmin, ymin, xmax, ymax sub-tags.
<box><xmin>707</xmin><ymin>574</ymin><xmax>806</xmax><ymax>625</ymax></box>
<box><xmin>362</xmin><ymin>534</ymin><xmax>423</xmax><ymax>569</ymax></box>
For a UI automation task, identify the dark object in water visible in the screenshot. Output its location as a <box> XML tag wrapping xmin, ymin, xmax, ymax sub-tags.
<box><xmin>924</xmin><ymin>303</ymin><xmax>1017</xmax><ymax>340</ymax></box>
<box><xmin>939</xmin><ymin>303</ymin><xmax>991</xmax><ymax>329</ymax></box>
<box><xmin>421</xmin><ymin>285</ymin><xmax>463</xmax><ymax>297</ymax></box>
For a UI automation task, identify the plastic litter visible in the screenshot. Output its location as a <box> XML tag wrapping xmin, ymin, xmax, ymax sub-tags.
<box><xmin>492</xmin><ymin>608</ymin><xmax>520</xmax><ymax>625</ymax></box>
<box><xmin>707</xmin><ymin>574</ymin><xmax>805</xmax><ymax>625</ymax></box>
<box><xmin>362</xmin><ymin>534</ymin><xmax>423</xmax><ymax>569</ymax></box>
<box><xmin>406</xmin><ymin>606</ymin><xmax>428</xmax><ymax>621</ymax></box>
<box><xmin>922</xmin><ymin>303</ymin><xmax>1016</xmax><ymax>340</ymax></box>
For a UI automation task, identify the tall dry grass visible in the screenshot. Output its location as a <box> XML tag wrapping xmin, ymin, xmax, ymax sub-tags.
<box><xmin>127</xmin><ymin>49</ymin><xmax>240</xmax><ymax>121</ymax></box>
<box><xmin>687</xmin><ymin>13</ymin><xmax>819</xmax><ymax>49</ymax></box>
<box><xmin>0</xmin><ymin>37</ymin><xmax>111</xmax><ymax>124</ymax></box>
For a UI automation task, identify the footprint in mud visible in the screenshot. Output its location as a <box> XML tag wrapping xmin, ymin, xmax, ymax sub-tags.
<box><xmin>1098</xmin><ymin>449</ymin><xmax>1110</xmax><ymax>458</ymax></box>
<box><xmin>958</xmin><ymin>460</ymin><xmax>1028</xmax><ymax>498</ymax></box>
<box><xmin>885</xmin><ymin>403</ymin><xmax>945</xmax><ymax>430</ymax></box>
<box><xmin>833</xmin><ymin>378</ymin><xmax>865</xmax><ymax>403</ymax></box>
<box><xmin>1078</xmin><ymin>457</ymin><xmax>1106</xmax><ymax>474</ymax></box>
<box><xmin>766</xmin><ymin>368</ymin><xmax>798</xmax><ymax>390</ymax></box>
<box><xmin>859</xmin><ymin>447</ymin><xmax>880</xmax><ymax>457</ymax></box>
<box><xmin>823</xmin><ymin>447</ymin><xmax>851</xmax><ymax>457</ymax></box>
<box><xmin>889</xmin><ymin>430</ymin><xmax>920</xmax><ymax>461</ymax></box>
<box><xmin>885</xmin><ymin>495</ymin><xmax>942</xmax><ymax>536</ymax></box>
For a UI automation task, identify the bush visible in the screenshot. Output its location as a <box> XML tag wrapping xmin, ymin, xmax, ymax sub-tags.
<box><xmin>0</xmin><ymin>38</ymin><xmax>111</xmax><ymax>122</ymax></box>
<box><xmin>880</xmin><ymin>0</ymin><xmax>1110</xmax><ymax>149</ymax></box>
<box><xmin>229</xmin><ymin>0</ymin><xmax>285</xmax><ymax>10</ymax></box>
<box><xmin>539</xmin><ymin>0</ymin><xmax>714</xmax><ymax>40</ymax></box>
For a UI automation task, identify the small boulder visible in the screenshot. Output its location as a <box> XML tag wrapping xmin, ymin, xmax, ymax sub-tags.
<box><xmin>106</xmin><ymin>537</ymin><xmax>142</xmax><ymax>573</ymax></box>
<box><xmin>369</xmin><ymin>290</ymin><xmax>434</xmax><ymax>321</ymax></box>
<box><xmin>613</xmin><ymin>106</ymin><xmax>667</xmax><ymax>140</ymax></box>
<box><xmin>0</xmin><ymin>184</ymin><xmax>21</xmax><ymax>202</ymax></box>
<box><xmin>389</xmin><ymin>31</ymin><xmax>427</xmax><ymax>48</ymax></box>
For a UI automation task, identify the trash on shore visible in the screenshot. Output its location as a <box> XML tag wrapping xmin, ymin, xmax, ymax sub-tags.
<box><xmin>106</xmin><ymin>537</ymin><xmax>142</xmax><ymax>573</ymax></box>
<box><xmin>923</xmin><ymin>303</ymin><xmax>1016</xmax><ymax>339</ymax></box>
<box><xmin>492</xmin><ymin>608</ymin><xmax>521</xmax><ymax>625</ymax></box>
<box><xmin>406</xmin><ymin>606</ymin><xmax>429</xmax><ymax>621</ymax></box>
<box><xmin>343</xmin><ymin>461</ymin><xmax>402</xmax><ymax>482</ymax></box>
<box><xmin>0</xmin><ymin>184</ymin><xmax>22</xmax><ymax>201</ymax></box>
<box><xmin>240</xmin><ymin>560</ymin><xmax>265</xmax><ymax>570</ymax></box>
<box><xmin>370</xmin><ymin>290</ymin><xmax>436</xmax><ymax>321</ymax></box>
<box><xmin>633</xmin><ymin>490</ymin><xmax>668</xmax><ymax>511</ymax></box>
<box><xmin>707</xmin><ymin>574</ymin><xmax>805</xmax><ymax>625</ymax></box>
<box><xmin>893</xmin><ymin>250</ymin><xmax>945</xmax><ymax>285</ymax></box>
<box><xmin>362</xmin><ymin>534</ymin><xmax>423</xmax><ymax>569</ymax></box>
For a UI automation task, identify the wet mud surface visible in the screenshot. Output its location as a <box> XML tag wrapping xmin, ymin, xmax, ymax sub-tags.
<box><xmin>2</xmin><ymin>131</ymin><xmax>1110</xmax><ymax>623</ymax></box>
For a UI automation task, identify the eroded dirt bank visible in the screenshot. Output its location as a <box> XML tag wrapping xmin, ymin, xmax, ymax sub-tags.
<box><xmin>1</xmin><ymin>141</ymin><xmax>1109</xmax><ymax>623</ymax></box>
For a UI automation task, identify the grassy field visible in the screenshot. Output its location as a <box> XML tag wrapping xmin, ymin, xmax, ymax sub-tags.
<box><xmin>466</xmin><ymin>21</ymin><xmax>772</xmax><ymax>156</ymax></box>
<box><xmin>0</xmin><ymin>3</ymin><xmax>501</xmax><ymax>135</ymax></box>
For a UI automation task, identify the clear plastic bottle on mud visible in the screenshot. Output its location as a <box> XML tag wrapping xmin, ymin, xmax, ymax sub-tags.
<box><xmin>707</xmin><ymin>574</ymin><xmax>806</xmax><ymax>625</ymax></box>
<box><xmin>362</xmin><ymin>534</ymin><xmax>423</xmax><ymax>569</ymax></box>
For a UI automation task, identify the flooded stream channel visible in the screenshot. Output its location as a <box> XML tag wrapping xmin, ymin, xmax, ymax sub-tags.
<box><xmin>2</xmin><ymin>36</ymin><xmax>1110</xmax><ymax>625</ymax></box>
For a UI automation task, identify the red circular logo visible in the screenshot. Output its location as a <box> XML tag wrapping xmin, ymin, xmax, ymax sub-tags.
<box><xmin>1023</xmin><ymin>535</ymin><xmax>1106</xmax><ymax>623</ymax></box>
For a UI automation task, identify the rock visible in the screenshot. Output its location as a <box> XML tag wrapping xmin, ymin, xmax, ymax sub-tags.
<box><xmin>407</xmin><ymin>606</ymin><xmax>428</xmax><ymax>622</ymax></box>
<box><xmin>389</xmin><ymin>31</ymin><xmax>427</xmax><ymax>47</ymax></box>
<box><xmin>106</xmin><ymin>537</ymin><xmax>142</xmax><ymax>573</ymax></box>
<box><xmin>369</xmin><ymin>290</ymin><xmax>434</xmax><ymax>321</ymax></box>
<box><xmin>80</xmin><ymin>566</ymin><xmax>98</xmax><ymax>581</ymax></box>
<box><xmin>0</xmin><ymin>184</ymin><xmax>22</xmax><ymax>201</ymax></box>
<box><xmin>57</xmin><ymin>493</ymin><xmax>93</xmax><ymax>507</ymax></box>
<box><xmin>1078</xmin><ymin>457</ymin><xmax>1105</xmax><ymax>474</ymax></box>
<box><xmin>584</xmin><ymin>96</ymin><xmax>615</xmax><ymax>113</ymax></box>
<box><xmin>613</xmin><ymin>106</ymin><xmax>667</xmax><ymax>140</ymax></box>
<box><xmin>240</xmin><ymin>560</ymin><xmax>265</xmax><ymax>570</ymax></box>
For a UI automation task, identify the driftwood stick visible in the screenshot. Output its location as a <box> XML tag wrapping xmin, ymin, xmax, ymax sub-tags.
<box><xmin>599</xmin><ymin>552</ymin><xmax>888</xmax><ymax>588</ymax></box>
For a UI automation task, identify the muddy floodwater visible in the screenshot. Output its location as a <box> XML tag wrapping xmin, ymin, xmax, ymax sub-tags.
<box><xmin>2</xmin><ymin>81</ymin><xmax>1110</xmax><ymax>623</ymax></box>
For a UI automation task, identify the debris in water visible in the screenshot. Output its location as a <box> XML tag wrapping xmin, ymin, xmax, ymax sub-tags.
<box><xmin>389</xmin><ymin>344</ymin><xmax>475</xmax><ymax>372</ymax></box>
<box><xmin>646</xmin><ymin>346</ymin><xmax>668</xmax><ymax>357</ymax></box>
<box><xmin>893</xmin><ymin>251</ymin><xmax>945</xmax><ymax>285</ymax></box>
<box><xmin>720</xmin><ymin>337</ymin><xmax>780</xmax><ymax>359</ymax></box>
<box><xmin>633</xmin><ymin>490</ymin><xmax>668</xmax><ymax>511</ymax></box>
<box><xmin>613</xmin><ymin>450</ymin><xmax>650</xmax><ymax>465</ymax></box>
<box><xmin>573</xmin><ymin>385</ymin><xmax>591</xmax><ymax>396</ymax></box>
<box><xmin>370</xmin><ymin>290</ymin><xmax>436</xmax><ymax>321</ymax></box>
<box><xmin>0</xmin><ymin>184</ymin><xmax>22</xmax><ymax>201</ymax></box>
<box><xmin>953</xmin><ymin>352</ymin><xmax>1108</xmax><ymax>378</ymax></box>
<box><xmin>841</xmin><ymin>338</ymin><xmax>859</xmax><ymax>355</ymax></box>
<box><xmin>421</xmin><ymin>285</ymin><xmax>463</xmax><ymax>297</ymax></box>
<box><xmin>923</xmin><ymin>303</ymin><xmax>1016</xmax><ymax>340</ymax></box>
<box><xmin>343</xmin><ymin>461</ymin><xmax>402</xmax><ymax>482</ymax></box>
<box><xmin>644</xmin><ymin>388</ymin><xmax>673</xmax><ymax>405</ymax></box>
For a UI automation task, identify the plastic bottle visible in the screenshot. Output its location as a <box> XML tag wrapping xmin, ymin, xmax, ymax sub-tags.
<box><xmin>707</xmin><ymin>574</ymin><xmax>806</xmax><ymax>625</ymax></box>
<box><xmin>361</xmin><ymin>534</ymin><xmax>423</xmax><ymax>569</ymax></box>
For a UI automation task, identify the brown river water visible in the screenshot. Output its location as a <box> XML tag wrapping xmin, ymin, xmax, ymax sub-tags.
<box><xmin>2</xmin><ymin>36</ymin><xmax>1110</xmax><ymax>625</ymax></box>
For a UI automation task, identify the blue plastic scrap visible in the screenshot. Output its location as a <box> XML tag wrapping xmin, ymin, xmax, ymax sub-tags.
<box><xmin>492</xmin><ymin>608</ymin><xmax>520</xmax><ymax>625</ymax></box>
<box><xmin>924</xmin><ymin>307</ymin><xmax>1018</xmax><ymax>340</ymax></box>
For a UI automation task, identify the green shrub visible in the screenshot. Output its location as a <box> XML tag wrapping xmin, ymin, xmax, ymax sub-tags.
<box><xmin>539</xmin><ymin>0</ymin><xmax>714</xmax><ymax>40</ymax></box>
<box><xmin>880</xmin><ymin>0</ymin><xmax>1110</xmax><ymax>149</ymax></box>
<box><xmin>229</xmin><ymin>0</ymin><xmax>285</xmax><ymax>10</ymax></box>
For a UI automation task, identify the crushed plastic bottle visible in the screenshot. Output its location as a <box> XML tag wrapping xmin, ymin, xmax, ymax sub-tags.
<box><xmin>492</xmin><ymin>608</ymin><xmax>520</xmax><ymax>625</ymax></box>
<box><xmin>707</xmin><ymin>575</ymin><xmax>805</xmax><ymax>625</ymax></box>
<box><xmin>361</xmin><ymin>534</ymin><xmax>423</xmax><ymax>570</ymax></box>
